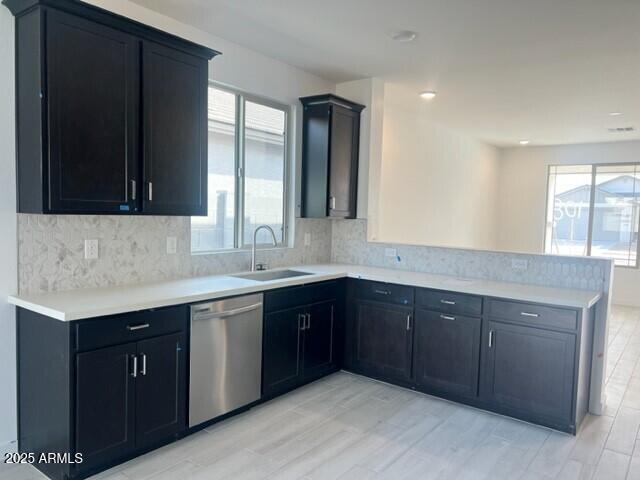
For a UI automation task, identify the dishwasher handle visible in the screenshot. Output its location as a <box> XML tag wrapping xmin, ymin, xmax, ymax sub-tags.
<box><xmin>192</xmin><ymin>302</ymin><xmax>262</xmax><ymax>320</ymax></box>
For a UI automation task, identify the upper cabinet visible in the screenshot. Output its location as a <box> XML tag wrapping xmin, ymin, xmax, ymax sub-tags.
<box><xmin>4</xmin><ymin>0</ymin><xmax>219</xmax><ymax>215</ymax></box>
<box><xmin>300</xmin><ymin>94</ymin><xmax>365</xmax><ymax>219</ymax></box>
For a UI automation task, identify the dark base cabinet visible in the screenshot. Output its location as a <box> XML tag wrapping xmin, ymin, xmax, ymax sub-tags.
<box><xmin>262</xmin><ymin>281</ymin><xmax>343</xmax><ymax>399</ymax></box>
<box><xmin>343</xmin><ymin>279</ymin><xmax>595</xmax><ymax>435</ymax></box>
<box><xmin>17</xmin><ymin>306</ymin><xmax>188</xmax><ymax>480</ymax></box>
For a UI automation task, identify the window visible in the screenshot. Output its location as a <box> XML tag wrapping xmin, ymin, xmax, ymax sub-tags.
<box><xmin>545</xmin><ymin>164</ymin><xmax>640</xmax><ymax>267</ymax></box>
<box><xmin>191</xmin><ymin>85</ymin><xmax>289</xmax><ymax>252</ymax></box>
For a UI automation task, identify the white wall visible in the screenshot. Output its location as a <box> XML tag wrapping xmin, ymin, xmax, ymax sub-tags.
<box><xmin>374</xmin><ymin>84</ymin><xmax>501</xmax><ymax>250</ymax></box>
<box><xmin>498</xmin><ymin>140</ymin><xmax>640</xmax><ymax>306</ymax></box>
<box><xmin>0</xmin><ymin>5</ymin><xmax>17</xmax><ymax>452</ymax></box>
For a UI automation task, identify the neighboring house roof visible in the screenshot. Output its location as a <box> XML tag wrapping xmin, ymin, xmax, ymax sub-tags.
<box><xmin>556</xmin><ymin>174</ymin><xmax>640</xmax><ymax>200</ymax></box>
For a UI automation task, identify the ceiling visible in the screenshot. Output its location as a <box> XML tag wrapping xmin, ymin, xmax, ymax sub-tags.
<box><xmin>131</xmin><ymin>0</ymin><xmax>640</xmax><ymax>147</ymax></box>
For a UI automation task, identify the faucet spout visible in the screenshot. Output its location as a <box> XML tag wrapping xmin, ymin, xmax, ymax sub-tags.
<box><xmin>251</xmin><ymin>225</ymin><xmax>278</xmax><ymax>271</ymax></box>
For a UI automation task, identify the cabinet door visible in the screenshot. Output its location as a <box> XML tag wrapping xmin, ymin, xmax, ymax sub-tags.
<box><xmin>303</xmin><ymin>300</ymin><xmax>336</xmax><ymax>379</ymax></box>
<box><xmin>328</xmin><ymin>105</ymin><xmax>359</xmax><ymax>218</ymax></box>
<box><xmin>263</xmin><ymin>306</ymin><xmax>305</xmax><ymax>396</ymax></box>
<box><xmin>482</xmin><ymin>320</ymin><xmax>576</xmax><ymax>423</ymax></box>
<box><xmin>352</xmin><ymin>300</ymin><xmax>413</xmax><ymax>382</ymax></box>
<box><xmin>46</xmin><ymin>10</ymin><xmax>139</xmax><ymax>213</ymax></box>
<box><xmin>413</xmin><ymin>309</ymin><xmax>481</xmax><ymax>397</ymax></box>
<box><xmin>142</xmin><ymin>41</ymin><xmax>208</xmax><ymax>216</ymax></box>
<box><xmin>75</xmin><ymin>343</ymin><xmax>136</xmax><ymax>470</ymax></box>
<box><xmin>135</xmin><ymin>332</ymin><xmax>186</xmax><ymax>449</ymax></box>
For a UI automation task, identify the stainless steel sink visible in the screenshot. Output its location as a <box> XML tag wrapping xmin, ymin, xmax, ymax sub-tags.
<box><xmin>231</xmin><ymin>269</ymin><xmax>313</xmax><ymax>282</ymax></box>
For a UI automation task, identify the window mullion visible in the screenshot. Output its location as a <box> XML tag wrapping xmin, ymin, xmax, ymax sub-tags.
<box><xmin>585</xmin><ymin>165</ymin><xmax>597</xmax><ymax>257</ymax></box>
<box><xmin>236</xmin><ymin>96</ymin><xmax>246</xmax><ymax>249</ymax></box>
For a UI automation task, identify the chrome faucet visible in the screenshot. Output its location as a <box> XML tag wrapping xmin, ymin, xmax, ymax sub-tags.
<box><xmin>251</xmin><ymin>225</ymin><xmax>278</xmax><ymax>271</ymax></box>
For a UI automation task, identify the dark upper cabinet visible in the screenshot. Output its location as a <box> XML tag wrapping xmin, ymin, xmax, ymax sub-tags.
<box><xmin>300</xmin><ymin>94</ymin><xmax>364</xmax><ymax>219</ymax></box>
<box><xmin>481</xmin><ymin>320</ymin><xmax>576</xmax><ymax>424</ymax></box>
<box><xmin>4</xmin><ymin>0</ymin><xmax>218</xmax><ymax>215</ymax></box>
<box><xmin>46</xmin><ymin>10</ymin><xmax>139</xmax><ymax>214</ymax></box>
<box><xmin>413</xmin><ymin>309</ymin><xmax>481</xmax><ymax>398</ymax></box>
<box><xmin>351</xmin><ymin>299</ymin><xmax>414</xmax><ymax>383</ymax></box>
<box><xmin>75</xmin><ymin>343</ymin><xmax>136</xmax><ymax>471</ymax></box>
<box><xmin>142</xmin><ymin>42</ymin><xmax>208</xmax><ymax>215</ymax></box>
<box><xmin>135</xmin><ymin>332</ymin><xmax>186</xmax><ymax>450</ymax></box>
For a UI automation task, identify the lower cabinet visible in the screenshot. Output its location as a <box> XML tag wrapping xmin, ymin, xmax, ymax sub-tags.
<box><xmin>262</xmin><ymin>282</ymin><xmax>340</xmax><ymax>398</ymax></box>
<box><xmin>17</xmin><ymin>306</ymin><xmax>188</xmax><ymax>480</ymax></box>
<box><xmin>351</xmin><ymin>299</ymin><xmax>413</xmax><ymax>383</ymax></box>
<box><xmin>413</xmin><ymin>308</ymin><xmax>481</xmax><ymax>398</ymax></box>
<box><xmin>481</xmin><ymin>320</ymin><xmax>576</xmax><ymax>425</ymax></box>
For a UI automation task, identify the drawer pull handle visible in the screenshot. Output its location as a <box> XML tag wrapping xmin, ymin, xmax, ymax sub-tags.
<box><xmin>127</xmin><ymin>323</ymin><xmax>150</xmax><ymax>331</ymax></box>
<box><xmin>374</xmin><ymin>289</ymin><xmax>392</xmax><ymax>295</ymax></box>
<box><xmin>488</xmin><ymin>330</ymin><xmax>494</xmax><ymax>348</ymax></box>
<box><xmin>521</xmin><ymin>312</ymin><xmax>540</xmax><ymax>318</ymax></box>
<box><xmin>406</xmin><ymin>314</ymin><xmax>412</xmax><ymax>331</ymax></box>
<box><xmin>440</xmin><ymin>314</ymin><xmax>456</xmax><ymax>321</ymax></box>
<box><xmin>440</xmin><ymin>300</ymin><xmax>456</xmax><ymax>305</ymax></box>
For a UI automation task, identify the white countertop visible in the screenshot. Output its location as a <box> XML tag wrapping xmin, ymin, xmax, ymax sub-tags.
<box><xmin>7</xmin><ymin>264</ymin><xmax>602</xmax><ymax>321</ymax></box>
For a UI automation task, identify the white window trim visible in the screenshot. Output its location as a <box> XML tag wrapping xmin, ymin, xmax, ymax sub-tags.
<box><xmin>543</xmin><ymin>162</ymin><xmax>640</xmax><ymax>269</ymax></box>
<box><xmin>192</xmin><ymin>82</ymin><xmax>293</xmax><ymax>254</ymax></box>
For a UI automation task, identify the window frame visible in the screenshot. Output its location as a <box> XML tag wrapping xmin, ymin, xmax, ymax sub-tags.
<box><xmin>543</xmin><ymin>162</ymin><xmax>640</xmax><ymax>268</ymax></box>
<box><xmin>193</xmin><ymin>82</ymin><xmax>292</xmax><ymax>253</ymax></box>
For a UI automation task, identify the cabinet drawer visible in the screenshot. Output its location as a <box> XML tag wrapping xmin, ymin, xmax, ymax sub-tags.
<box><xmin>488</xmin><ymin>299</ymin><xmax>578</xmax><ymax>331</ymax></box>
<box><xmin>75</xmin><ymin>305</ymin><xmax>188</xmax><ymax>351</ymax></box>
<box><xmin>354</xmin><ymin>280</ymin><xmax>414</xmax><ymax>306</ymax></box>
<box><xmin>265</xmin><ymin>281</ymin><xmax>339</xmax><ymax>313</ymax></box>
<box><xmin>416</xmin><ymin>289</ymin><xmax>482</xmax><ymax>316</ymax></box>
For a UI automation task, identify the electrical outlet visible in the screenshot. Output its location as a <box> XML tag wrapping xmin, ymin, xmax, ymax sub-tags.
<box><xmin>166</xmin><ymin>236</ymin><xmax>177</xmax><ymax>255</ymax></box>
<box><xmin>511</xmin><ymin>259</ymin><xmax>528</xmax><ymax>270</ymax></box>
<box><xmin>385</xmin><ymin>248</ymin><xmax>397</xmax><ymax>258</ymax></box>
<box><xmin>84</xmin><ymin>239</ymin><xmax>99</xmax><ymax>260</ymax></box>
<box><xmin>304</xmin><ymin>232</ymin><xmax>311</xmax><ymax>247</ymax></box>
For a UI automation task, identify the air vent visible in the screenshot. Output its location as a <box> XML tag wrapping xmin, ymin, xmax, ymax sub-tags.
<box><xmin>608</xmin><ymin>126</ymin><xmax>635</xmax><ymax>133</ymax></box>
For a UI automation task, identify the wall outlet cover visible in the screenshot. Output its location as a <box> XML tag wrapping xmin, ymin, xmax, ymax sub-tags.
<box><xmin>84</xmin><ymin>239</ymin><xmax>99</xmax><ymax>260</ymax></box>
<box><xmin>385</xmin><ymin>248</ymin><xmax>397</xmax><ymax>258</ymax></box>
<box><xmin>166</xmin><ymin>236</ymin><xmax>177</xmax><ymax>255</ymax></box>
<box><xmin>511</xmin><ymin>259</ymin><xmax>529</xmax><ymax>270</ymax></box>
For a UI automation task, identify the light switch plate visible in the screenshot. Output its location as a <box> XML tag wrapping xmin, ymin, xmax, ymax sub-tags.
<box><xmin>385</xmin><ymin>248</ymin><xmax>397</xmax><ymax>258</ymax></box>
<box><xmin>304</xmin><ymin>233</ymin><xmax>311</xmax><ymax>246</ymax></box>
<box><xmin>511</xmin><ymin>258</ymin><xmax>528</xmax><ymax>270</ymax></box>
<box><xmin>166</xmin><ymin>236</ymin><xmax>177</xmax><ymax>255</ymax></box>
<box><xmin>84</xmin><ymin>239</ymin><xmax>98</xmax><ymax>260</ymax></box>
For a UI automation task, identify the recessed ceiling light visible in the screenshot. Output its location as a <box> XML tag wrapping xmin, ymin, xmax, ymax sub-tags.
<box><xmin>610</xmin><ymin>112</ymin><xmax>623</xmax><ymax>116</ymax></box>
<box><xmin>419</xmin><ymin>90</ymin><xmax>437</xmax><ymax>100</ymax></box>
<box><xmin>390</xmin><ymin>30</ymin><xmax>418</xmax><ymax>42</ymax></box>
<box><xmin>519</xmin><ymin>140</ymin><xmax>530</xmax><ymax>145</ymax></box>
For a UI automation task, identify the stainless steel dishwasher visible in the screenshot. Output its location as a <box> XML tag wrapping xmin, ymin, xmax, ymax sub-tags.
<box><xmin>189</xmin><ymin>293</ymin><xmax>263</xmax><ymax>427</ymax></box>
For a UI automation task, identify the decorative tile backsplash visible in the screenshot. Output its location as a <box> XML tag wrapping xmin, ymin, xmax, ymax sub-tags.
<box><xmin>18</xmin><ymin>215</ymin><xmax>612</xmax><ymax>295</ymax></box>
<box><xmin>331</xmin><ymin>219</ymin><xmax>610</xmax><ymax>292</ymax></box>
<box><xmin>18</xmin><ymin>215</ymin><xmax>331</xmax><ymax>294</ymax></box>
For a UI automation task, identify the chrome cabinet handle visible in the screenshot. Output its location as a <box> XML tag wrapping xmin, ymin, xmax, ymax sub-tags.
<box><xmin>488</xmin><ymin>330</ymin><xmax>494</xmax><ymax>348</ymax></box>
<box><xmin>148</xmin><ymin>182</ymin><xmax>153</xmax><ymax>201</ymax></box>
<box><xmin>127</xmin><ymin>323</ymin><xmax>150</xmax><ymax>331</ymax></box>
<box><xmin>406</xmin><ymin>314</ymin><xmax>412</xmax><ymax>331</ymax></box>
<box><xmin>130</xmin><ymin>355</ymin><xmax>138</xmax><ymax>378</ymax></box>
<box><xmin>329</xmin><ymin>196</ymin><xmax>336</xmax><ymax>210</ymax></box>
<box><xmin>440</xmin><ymin>299</ymin><xmax>456</xmax><ymax>305</ymax></box>
<box><xmin>374</xmin><ymin>289</ymin><xmax>391</xmax><ymax>296</ymax></box>
<box><xmin>306</xmin><ymin>313</ymin><xmax>311</xmax><ymax>330</ymax></box>
<box><xmin>521</xmin><ymin>312</ymin><xmax>539</xmax><ymax>318</ymax></box>
<box><xmin>299</xmin><ymin>313</ymin><xmax>306</xmax><ymax>331</ymax></box>
<box><xmin>140</xmin><ymin>353</ymin><xmax>147</xmax><ymax>376</ymax></box>
<box><xmin>130</xmin><ymin>179</ymin><xmax>136</xmax><ymax>201</ymax></box>
<box><xmin>440</xmin><ymin>314</ymin><xmax>456</xmax><ymax>321</ymax></box>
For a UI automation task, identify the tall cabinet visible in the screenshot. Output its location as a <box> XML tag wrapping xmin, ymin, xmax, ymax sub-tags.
<box><xmin>4</xmin><ymin>0</ymin><xmax>218</xmax><ymax>215</ymax></box>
